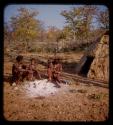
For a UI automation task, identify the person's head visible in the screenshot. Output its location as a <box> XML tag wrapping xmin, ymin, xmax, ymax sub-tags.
<box><xmin>47</xmin><ymin>58</ymin><xmax>53</xmax><ymax>68</ymax></box>
<box><xmin>30</xmin><ymin>58</ymin><xmax>36</xmax><ymax>65</ymax></box>
<box><xmin>53</xmin><ymin>58</ymin><xmax>60</xmax><ymax>65</ymax></box>
<box><xmin>16</xmin><ymin>55</ymin><xmax>23</xmax><ymax>63</ymax></box>
<box><xmin>48</xmin><ymin>58</ymin><xmax>53</xmax><ymax>64</ymax></box>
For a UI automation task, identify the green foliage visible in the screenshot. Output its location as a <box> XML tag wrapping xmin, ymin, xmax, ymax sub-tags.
<box><xmin>62</xmin><ymin>48</ymin><xmax>70</xmax><ymax>52</ymax></box>
<box><xmin>4</xmin><ymin>6</ymin><xmax>109</xmax><ymax>55</ymax></box>
<box><xmin>10</xmin><ymin>7</ymin><xmax>43</xmax><ymax>52</ymax></box>
<box><xmin>61</xmin><ymin>5</ymin><xmax>101</xmax><ymax>43</ymax></box>
<box><xmin>97</xmin><ymin>9</ymin><xmax>109</xmax><ymax>29</ymax></box>
<box><xmin>29</xmin><ymin>48</ymin><xmax>42</xmax><ymax>53</ymax></box>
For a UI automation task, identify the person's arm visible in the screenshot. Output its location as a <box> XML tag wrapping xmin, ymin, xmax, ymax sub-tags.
<box><xmin>58</xmin><ymin>64</ymin><xmax>62</xmax><ymax>74</ymax></box>
<box><xmin>53</xmin><ymin>65</ymin><xmax>57</xmax><ymax>73</ymax></box>
<box><xmin>12</xmin><ymin>64</ymin><xmax>18</xmax><ymax>74</ymax></box>
<box><xmin>47</xmin><ymin>68</ymin><xmax>52</xmax><ymax>81</ymax></box>
<box><xmin>19</xmin><ymin>66</ymin><xmax>26</xmax><ymax>72</ymax></box>
<box><xmin>60</xmin><ymin>64</ymin><xmax>62</xmax><ymax>73</ymax></box>
<box><xmin>37</xmin><ymin>71</ymin><xmax>41</xmax><ymax>79</ymax></box>
<box><xmin>26</xmin><ymin>64</ymin><xmax>33</xmax><ymax>73</ymax></box>
<box><xmin>35</xmin><ymin>65</ymin><xmax>41</xmax><ymax>79</ymax></box>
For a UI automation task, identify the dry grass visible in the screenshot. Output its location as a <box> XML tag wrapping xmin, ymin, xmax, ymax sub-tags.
<box><xmin>3</xmin><ymin>53</ymin><xmax>109</xmax><ymax>121</ymax></box>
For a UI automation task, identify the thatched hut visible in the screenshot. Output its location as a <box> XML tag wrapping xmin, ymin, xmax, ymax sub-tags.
<box><xmin>75</xmin><ymin>30</ymin><xmax>109</xmax><ymax>82</ymax></box>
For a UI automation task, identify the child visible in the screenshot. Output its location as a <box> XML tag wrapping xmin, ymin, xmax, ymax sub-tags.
<box><xmin>12</xmin><ymin>55</ymin><xmax>26</xmax><ymax>85</ymax></box>
<box><xmin>27</xmin><ymin>58</ymin><xmax>41</xmax><ymax>81</ymax></box>
<box><xmin>47</xmin><ymin>58</ymin><xmax>53</xmax><ymax>82</ymax></box>
<box><xmin>52</xmin><ymin>58</ymin><xmax>62</xmax><ymax>88</ymax></box>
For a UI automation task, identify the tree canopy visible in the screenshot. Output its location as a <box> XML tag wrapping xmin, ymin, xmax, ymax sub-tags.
<box><xmin>4</xmin><ymin>6</ymin><xmax>109</xmax><ymax>54</ymax></box>
<box><xmin>9</xmin><ymin>8</ymin><xmax>44</xmax><ymax>52</ymax></box>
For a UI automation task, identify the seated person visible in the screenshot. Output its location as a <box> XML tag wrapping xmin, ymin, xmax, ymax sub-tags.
<box><xmin>47</xmin><ymin>58</ymin><xmax>53</xmax><ymax>82</ymax></box>
<box><xmin>52</xmin><ymin>58</ymin><xmax>62</xmax><ymax>88</ymax></box>
<box><xmin>12</xmin><ymin>55</ymin><xmax>26</xmax><ymax>85</ymax></box>
<box><xmin>26</xmin><ymin>58</ymin><xmax>41</xmax><ymax>81</ymax></box>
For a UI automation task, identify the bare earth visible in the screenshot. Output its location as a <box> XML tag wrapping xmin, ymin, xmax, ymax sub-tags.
<box><xmin>4</xmin><ymin>82</ymin><xmax>109</xmax><ymax>121</ymax></box>
<box><xmin>3</xmin><ymin>54</ymin><xmax>109</xmax><ymax>121</ymax></box>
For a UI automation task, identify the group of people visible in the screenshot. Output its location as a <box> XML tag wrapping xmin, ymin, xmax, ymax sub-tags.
<box><xmin>12</xmin><ymin>55</ymin><xmax>62</xmax><ymax>88</ymax></box>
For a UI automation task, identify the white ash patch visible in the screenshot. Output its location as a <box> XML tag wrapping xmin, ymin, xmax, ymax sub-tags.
<box><xmin>22</xmin><ymin>79</ymin><xmax>68</xmax><ymax>98</ymax></box>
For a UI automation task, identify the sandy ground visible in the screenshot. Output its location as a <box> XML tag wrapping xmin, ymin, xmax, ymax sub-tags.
<box><xmin>4</xmin><ymin>80</ymin><xmax>109</xmax><ymax>121</ymax></box>
<box><xmin>3</xmin><ymin>54</ymin><xmax>109</xmax><ymax>121</ymax></box>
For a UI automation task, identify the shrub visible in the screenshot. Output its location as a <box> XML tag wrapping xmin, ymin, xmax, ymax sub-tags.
<box><xmin>29</xmin><ymin>48</ymin><xmax>42</xmax><ymax>53</ymax></box>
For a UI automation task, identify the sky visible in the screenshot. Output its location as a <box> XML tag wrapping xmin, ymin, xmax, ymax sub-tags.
<box><xmin>4</xmin><ymin>4</ymin><xmax>108</xmax><ymax>30</ymax></box>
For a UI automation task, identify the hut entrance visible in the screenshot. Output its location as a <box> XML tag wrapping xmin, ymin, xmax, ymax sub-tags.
<box><xmin>79</xmin><ymin>56</ymin><xmax>94</xmax><ymax>77</ymax></box>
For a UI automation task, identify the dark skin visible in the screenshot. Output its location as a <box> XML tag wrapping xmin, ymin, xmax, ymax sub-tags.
<box><xmin>52</xmin><ymin>59</ymin><xmax>62</xmax><ymax>88</ymax></box>
<box><xmin>47</xmin><ymin>59</ymin><xmax>53</xmax><ymax>82</ymax></box>
<box><xmin>12</xmin><ymin>59</ymin><xmax>26</xmax><ymax>85</ymax></box>
<box><xmin>27</xmin><ymin>59</ymin><xmax>41</xmax><ymax>81</ymax></box>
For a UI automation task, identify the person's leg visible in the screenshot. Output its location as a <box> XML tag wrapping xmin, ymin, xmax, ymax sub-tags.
<box><xmin>22</xmin><ymin>71</ymin><xmax>28</xmax><ymax>81</ymax></box>
<box><xmin>30</xmin><ymin>74</ymin><xmax>34</xmax><ymax>81</ymax></box>
<box><xmin>34</xmin><ymin>70</ymin><xmax>41</xmax><ymax>79</ymax></box>
<box><xmin>48</xmin><ymin>69</ymin><xmax>52</xmax><ymax>81</ymax></box>
<box><xmin>56</xmin><ymin>74</ymin><xmax>61</xmax><ymax>83</ymax></box>
<box><xmin>33</xmin><ymin>70</ymin><xmax>37</xmax><ymax>80</ymax></box>
<box><xmin>46</xmin><ymin>70</ymin><xmax>52</xmax><ymax>83</ymax></box>
<box><xmin>52</xmin><ymin>73</ymin><xmax>61</xmax><ymax>88</ymax></box>
<box><xmin>27</xmin><ymin>71</ymin><xmax>34</xmax><ymax>81</ymax></box>
<box><xmin>12</xmin><ymin>74</ymin><xmax>17</xmax><ymax>86</ymax></box>
<box><xmin>18</xmin><ymin>71</ymin><xmax>23</xmax><ymax>84</ymax></box>
<box><xmin>15</xmin><ymin>74</ymin><xmax>20</xmax><ymax>85</ymax></box>
<box><xmin>12</xmin><ymin>74</ymin><xmax>16</xmax><ymax>83</ymax></box>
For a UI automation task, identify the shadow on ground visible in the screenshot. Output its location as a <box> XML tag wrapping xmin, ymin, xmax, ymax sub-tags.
<box><xmin>62</xmin><ymin>61</ymin><xmax>78</xmax><ymax>74</ymax></box>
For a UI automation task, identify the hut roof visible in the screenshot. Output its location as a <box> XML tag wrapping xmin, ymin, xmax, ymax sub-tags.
<box><xmin>84</xmin><ymin>30</ymin><xmax>109</xmax><ymax>57</ymax></box>
<box><xmin>75</xmin><ymin>30</ymin><xmax>109</xmax><ymax>74</ymax></box>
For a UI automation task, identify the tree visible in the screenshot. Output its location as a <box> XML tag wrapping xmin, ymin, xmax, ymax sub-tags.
<box><xmin>4</xmin><ymin>23</ymin><xmax>10</xmax><ymax>42</ymax></box>
<box><xmin>46</xmin><ymin>26</ymin><xmax>59</xmax><ymax>42</ymax></box>
<box><xmin>10</xmin><ymin>7</ymin><xmax>42</xmax><ymax>54</ymax></box>
<box><xmin>55</xmin><ymin>30</ymin><xmax>66</xmax><ymax>54</ymax></box>
<box><xmin>4</xmin><ymin>22</ymin><xmax>14</xmax><ymax>50</ymax></box>
<box><xmin>97</xmin><ymin>9</ymin><xmax>109</xmax><ymax>29</ymax></box>
<box><xmin>61</xmin><ymin>5</ymin><xmax>98</xmax><ymax>45</ymax></box>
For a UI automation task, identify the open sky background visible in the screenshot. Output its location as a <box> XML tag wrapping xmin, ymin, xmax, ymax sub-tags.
<box><xmin>4</xmin><ymin>4</ymin><xmax>108</xmax><ymax>30</ymax></box>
